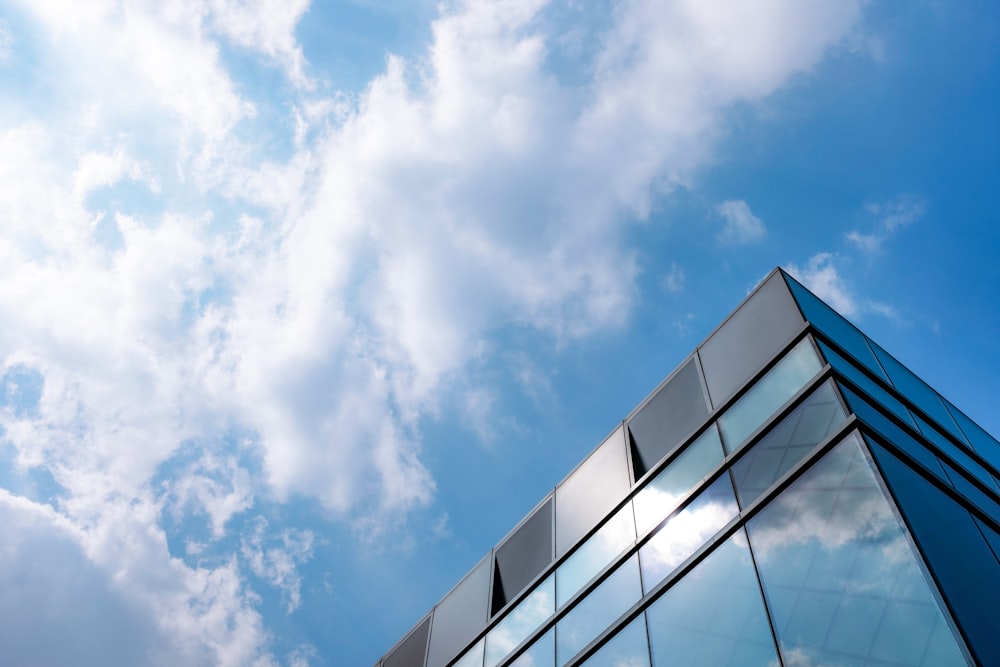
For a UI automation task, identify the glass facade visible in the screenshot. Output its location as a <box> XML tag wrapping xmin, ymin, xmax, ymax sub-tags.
<box><xmin>379</xmin><ymin>269</ymin><xmax>999</xmax><ymax>667</ymax></box>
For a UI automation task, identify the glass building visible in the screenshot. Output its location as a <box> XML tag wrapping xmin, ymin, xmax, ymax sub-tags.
<box><xmin>376</xmin><ymin>268</ymin><xmax>1000</xmax><ymax>667</ymax></box>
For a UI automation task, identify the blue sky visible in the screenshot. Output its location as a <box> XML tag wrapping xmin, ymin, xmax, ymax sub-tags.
<box><xmin>0</xmin><ymin>0</ymin><xmax>997</xmax><ymax>665</ymax></box>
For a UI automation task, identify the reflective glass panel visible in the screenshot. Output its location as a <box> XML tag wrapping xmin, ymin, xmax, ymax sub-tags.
<box><xmin>699</xmin><ymin>272</ymin><xmax>805</xmax><ymax>407</ymax></box>
<box><xmin>731</xmin><ymin>379</ymin><xmax>847</xmax><ymax>508</ymax></box>
<box><xmin>485</xmin><ymin>575</ymin><xmax>555</xmax><ymax>667</ymax></box>
<box><xmin>453</xmin><ymin>639</ymin><xmax>484</xmax><ymax>667</ymax></box>
<box><xmin>494</xmin><ymin>498</ymin><xmax>553</xmax><ymax>614</ymax></box>
<box><xmin>817</xmin><ymin>340</ymin><xmax>916</xmax><ymax>428</ymax></box>
<box><xmin>557</xmin><ymin>503</ymin><xmax>636</xmax><ymax>608</ymax></box>
<box><xmin>748</xmin><ymin>433</ymin><xmax>971</xmax><ymax>667</ymax></box>
<box><xmin>580</xmin><ymin>615</ymin><xmax>650</xmax><ymax>667</ymax></box>
<box><xmin>646</xmin><ymin>529</ymin><xmax>779</xmax><ymax>667</ymax></box>
<box><xmin>556</xmin><ymin>555</ymin><xmax>642</xmax><ymax>666</ymax></box>
<box><xmin>509</xmin><ymin>628</ymin><xmax>554</xmax><ymax>667</ymax></box>
<box><xmin>869</xmin><ymin>341</ymin><xmax>968</xmax><ymax>445</ymax></box>
<box><xmin>913</xmin><ymin>413</ymin><xmax>1000</xmax><ymax>495</ymax></box>
<box><xmin>639</xmin><ymin>474</ymin><xmax>739</xmax><ymax>591</ymax></box>
<box><xmin>717</xmin><ymin>337</ymin><xmax>822</xmax><ymax>451</ymax></box>
<box><xmin>945</xmin><ymin>400</ymin><xmax>1000</xmax><ymax>474</ymax></box>
<box><xmin>427</xmin><ymin>555</ymin><xmax>491</xmax><ymax>667</ymax></box>
<box><xmin>384</xmin><ymin>615</ymin><xmax>431</xmax><ymax>667</ymax></box>
<box><xmin>627</xmin><ymin>358</ymin><xmax>709</xmax><ymax>479</ymax></box>
<box><xmin>556</xmin><ymin>427</ymin><xmax>631</xmax><ymax>559</ymax></box>
<box><xmin>633</xmin><ymin>426</ymin><xmax>725</xmax><ymax>536</ymax></box>
<box><xmin>782</xmin><ymin>272</ymin><xmax>889</xmax><ymax>381</ymax></box>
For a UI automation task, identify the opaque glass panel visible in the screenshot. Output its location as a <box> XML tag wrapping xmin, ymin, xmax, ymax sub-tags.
<box><xmin>639</xmin><ymin>474</ymin><xmax>739</xmax><ymax>591</ymax></box>
<box><xmin>557</xmin><ymin>503</ymin><xmax>636</xmax><ymax>608</ymax></box>
<box><xmin>485</xmin><ymin>575</ymin><xmax>555</xmax><ymax>667</ymax></box>
<box><xmin>427</xmin><ymin>555</ymin><xmax>491</xmax><ymax>667</ymax></box>
<box><xmin>647</xmin><ymin>530</ymin><xmax>779</xmax><ymax>667</ymax></box>
<box><xmin>731</xmin><ymin>379</ymin><xmax>846</xmax><ymax>508</ymax></box>
<box><xmin>818</xmin><ymin>340</ymin><xmax>917</xmax><ymax>428</ymax></box>
<box><xmin>494</xmin><ymin>498</ymin><xmax>553</xmax><ymax>613</ymax></box>
<box><xmin>627</xmin><ymin>358</ymin><xmax>709</xmax><ymax>478</ymax></box>
<box><xmin>556</xmin><ymin>555</ymin><xmax>642</xmax><ymax>666</ymax></box>
<box><xmin>556</xmin><ymin>426</ymin><xmax>631</xmax><ymax>559</ymax></box>
<box><xmin>782</xmin><ymin>272</ymin><xmax>889</xmax><ymax>381</ymax></box>
<box><xmin>867</xmin><ymin>438</ymin><xmax>997</xmax><ymax>666</ymax></box>
<box><xmin>718</xmin><ymin>337</ymin><xmax>822</xmax><ymax>451</ymax></box>
<box><xmin>699</xmin><ymin>271</ymin><xmax>805</xmax><ymax>407</ymax></box>
<box><xmin>509</xmin><ymin>628</ymin><xmax>554</xmax><ymax>667</ymax></box>
<box><xmin>581</xmin><ymin>615</ymin><xmax>650</xmax><ymax>667</ymax></box>
<box><xmin>748</xmin><ymin>433</ymin><xmax>971</xmax><ymax>667</ymax></box>
<box><xmin>384</xmin><ymin>615</ymin><xmax>431</xmax><ymax>667</ymax></box>
<box><xmin>633</xmin><ymin>426</ymin><xmax>724</xmax><ymax>535</ymax></box>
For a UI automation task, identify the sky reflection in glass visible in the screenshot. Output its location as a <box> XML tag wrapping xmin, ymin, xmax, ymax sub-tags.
<box><xmin>557</xmin><ymin>503</ymin><xmax>636</xmax><ymax>608</ymax></box>
<box><xmin>485</xmin><ymin>575</ymin><xmax>555</xmax><ymax>667</ymax></box>
<box><xmin>747</xmin><ymin>433</ymin><xmax>970</xmax><ymax>667</ymax></box>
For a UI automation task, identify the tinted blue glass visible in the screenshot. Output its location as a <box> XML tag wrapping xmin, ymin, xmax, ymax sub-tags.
<box><xmin>783</xmin><ymin>273</ymin><xmax>889</xmax><ymax>381</ymax></box>
<box><xmin>748</xmin><ymin>433</ymin><xmax>971</xmax><ymax>667</ymax></box>
<box><xmin>914</xmin><ymin>413</ymin><xmax>1000</xmax><ymax>495</ymax></box>
<box><xmin>837</xmin><ymin>383</ymin><xmax>950</xmax><ymax>483</ymax></box>
<box><xmin>639</xmin><ymin>475</ymin><xmax>739</xmax><ymax>591</ymax></box>
<box><xmin>646</xmin><ymin>529</ymin><xmax>779</xmax><ymax>667</ymax></box>
<box><xmin>817</xmin><ymin>340</ymin><xmax>916</xmax><ymax>428</ymax></box>
<box><xmin>485</xmin><ymin>575</ymin><xmax>554</xmax><ymax>667</ymax></box>
<box><xmin>866</xmin><ymin>438</ymin><xmax>999</xmax><ymax>667</ymax></box>
<box><xmin>973</xmin><ymin>517</ymin><xmax>1000</xmax><ymax>566</ymax></box>
<box><xmin>557</xmin><ymin>503</ymin><xmax>636</xmax><ymax>608</ymax></box>
<box><xmin>718</xmin><ymin>337</ymin><xmax>823</xmax><ymax>451</ymax></box>
<box><xmin>509</xmin><ymin>628</ymin><xmax>553</xmax><ymax>667</ymax></box>
<box><xmin>580</xmin><ymin>615</ymin><xmax>650</xmax><ymax>667</ymax></box>
<box><xmin>869</xmin><ymin>341</ymin><xmax>968</xmax><ymax>445</ymax></box>
<box><xmin>945</xmin><ymin>400</ymin><xmax>1000</xmax><ymax>474</ymax></box>
<box><xmin>633</xmin><ymin>427</ymin><xmax>724</xmax><ymax>535</ymax></box>
<box><xmin>556</xmin><ymin>555</ymin><xmax>642</xmax><ymax>666</ymax></box>
<box><xmin>731</xmin><ymin>379</ymin><xmax>846</xmax><ymax>508</ymax></box>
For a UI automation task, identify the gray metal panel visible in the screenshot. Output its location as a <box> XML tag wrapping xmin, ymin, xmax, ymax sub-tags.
<box><xmin>426</xmin><ymin>555</ymin><xmax>492</xmax><ymax>667</ymax></box>
<box><xmin>699</xmin><ymin>271</ymin><xmax>804</xmax><ymax>407</ymax></box>
<box><xmin>384</xmin><ymin>614</ymin><xmax>431</xmax><ymax>667</ymax></box>
<box><xmin>493</xmin><ymin>497</ymin><xmax>553</xmax><ymax>613</ymax></box>
<box><xmin>627</xmin><ymin>356</ymin><xmax>709</xmax><ymax>477</ymax></box>
<box><xmin>555</xmin><ymin>425</ymin><xmax>630</xmax><ymax>559</ymax></box>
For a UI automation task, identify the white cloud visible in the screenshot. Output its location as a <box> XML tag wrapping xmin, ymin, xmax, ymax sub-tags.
<box><xmin>660</xmin><ymin>262</ymin><xmax>686</xmax><ymax>294</ymax></box>
<box><xmin>785</xmin><ymin>252</ymin><xmax>896</xmax><ymax>320</ymax></box>
<box><xmin>847</xmin><ymin>194</ymin><xmax>925</xmax><ymax>253</ymax></box>
<box><xmin>241</xmin><ymin>518</ymin><xmax>316</xmax><ymax>613</ymax></box>
<box><xmin>716</xmin><ymin>199</ymin><xmax>766</xmax><ymax>244</ymax></box>
<box><xmin>0</xmin><ymin>21</ymin><xmax>11</xmax><ymax>63</ymax></box>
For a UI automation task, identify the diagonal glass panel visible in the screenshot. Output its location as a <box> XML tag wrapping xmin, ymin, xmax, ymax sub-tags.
<box><xmin>557</xmin><ymin>503</ymin><xmax>636</xmax><ymax>608</ymax></box>
<box><xmin>747</xmin><ymin>432</ymin><xmax>972</xmax><ymax>667</ymax></box>
<box><xmin>509</xmin><ymin>628</ymin><xmax>554</xmax><ymax>667</ymax></box>
<box><xmin>452</xmin><ymin>639</ymin><xmax>484</xmax><ymax>667</ymax></box>
<box><xmin>718</xmin><ymin>337</ymin><xmax>823</xmax><ymax>452</ymax></box>
<box><xmin>633</xmin><ymin>426</ymin><xmax>724</xmax><ymax>536</ymax></box>
<box><xmin>731</xmin><ymin>379</ymin><xmax>847</xmax><ymax>508</ymax></box>
<box><xmin>556</xmin><ymin>555</ymin><xmax>643</xmax><ymax>666</ymax></box>
<box><xmin>817</xmin><ymin>340</ymin><xmax>916</xmax><ymax>428</ymax></box>
<box><xmin>485</xmin><ymin>575</ymin><xmax>555</xmax><ymax>667</ymax></box>
<box><xmin>638</xmin><ymin>474</ymin><xmax>739</xmax><ymax>591</ymax></box>
<box><xmin>580</xmin><ymin>615</ymin><xmax>650</xmax><ymax>667</ymax></box>
<box><xmin>646</xmin><ymin>529</ymin><xmax>779</xmax><ymax>667</ymax></box>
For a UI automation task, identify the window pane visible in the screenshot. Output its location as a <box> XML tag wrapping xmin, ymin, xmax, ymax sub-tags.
<box><xmin>647</xmin><ymin>529</ymin><xmax>779</xmax><ymax>667</ymax></box>
<box><xmin>557</xmin><ymin>503</ymin><xmax>636</xmax><ymax>608</ymax></box>
<box><xmin>627</xmin><ymin>357</ymin><xmax>709</xmax><ymax>479</ymax></box>
<box><xmin>945</xmin><ymin>400</ymin><xmax>1000</xmax><ymax>475</ymax></box>
<box><xmin>633</xmin><ymin>427</ymin><xmax>724</xmax><ymax>536</ymax></box>
<box><xmin>453</xmin><ymin>639</ymin><xmax>484</xmax><ymax>667</ymax></box>
<box><xmin>639</xmin><ymin>475</ymin><xmax>739</xmax><ymax>591</ymax></box>
<box><xmin>427</xmin><ymin>555</ymin><xmax>491</xmax><ymax>667</ymax></box>
<box><xmin>509</xmin><ymin>628</ymin><xmax>554</xmax><ymax>667</ymax></box>
<box><xmin>485</xmin><ymin>575</ymin><xmax>555</xmax><ymax>667</ymax></box>
<box><xmin>748</xmin><ymin>433</ymin><xmax>971</xmax><ymax>667</ymax></box>
<box><xmin>731</xmin><ymin>379</ymin><xmax>847</xmax><ymax>508</ymax></box>
<box><xmin>817</xmin><ymin>340</ymin><xmax>916</xmax><ymax>428</ymax></box>
<box><xmin>384</xmin><ymin>615</ymin><xmax>431</xmax><ymax>667</ymax></box>
<box><xmin>494</xmin><ymin>498</ymin><xmax>553</xmax><ymax>614</ymax></box>
<box><xmin>581</xmin><ymin>615</ymin><xmax>650</xmax><ymax>667</ymax></box>
<box><xmin>718</xmin><ymin>337</ymin><xmax>823</xmax><ymax>451</ymax></box>
<box><xmin>913</xmin><ymin>413</ymin><xmax>1000</xmax><ymax>495</ymax></box>
<box><xmin>782</xmin><ymin>272</ymin><xmax>889</xmax><ymax>381</ymax></box>
<box><xmin>556</xmin><ymin>555</ymin><xmax>643</xmax><ymax>666</ymax></box>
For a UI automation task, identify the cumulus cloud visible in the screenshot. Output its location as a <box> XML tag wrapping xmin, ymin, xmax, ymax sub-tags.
<box><xmin>847</xmin><ymin>194</ymin><xmax>925</xmax><ymax>253</ymax></box>
<box><xmin>716</xmin><ymin>199</ymin><xmax>766</xmax><ymax>244</ymax></box>
<box><xmin>0</xmin><ymin>0</ymin><xmax>871</xmax><ymax>661</ymax></box>
<box><xmin>785</xmin><ymin>252</ymin><xmax>896</xmax><ymax>320</ymax></box>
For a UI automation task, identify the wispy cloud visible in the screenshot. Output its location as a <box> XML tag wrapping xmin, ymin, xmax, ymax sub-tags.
<box><xmin>716</xmin><ymin>199</ymin><xmax>766</xmax><ymax>245</ymax></box>
<box><xmin>785</xmin><ymin>253</ymin><xmax>896</xmax><ymax>320</ymax></box>
<box><xmin>660</xmin><ymin>262</ymin><xmax>686</xmax><ymax>294</ymax></box>
<box><xmin>847</xmin><ymin>194</ymin><xmax>926</xmax><ymax>253</ymax></box>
